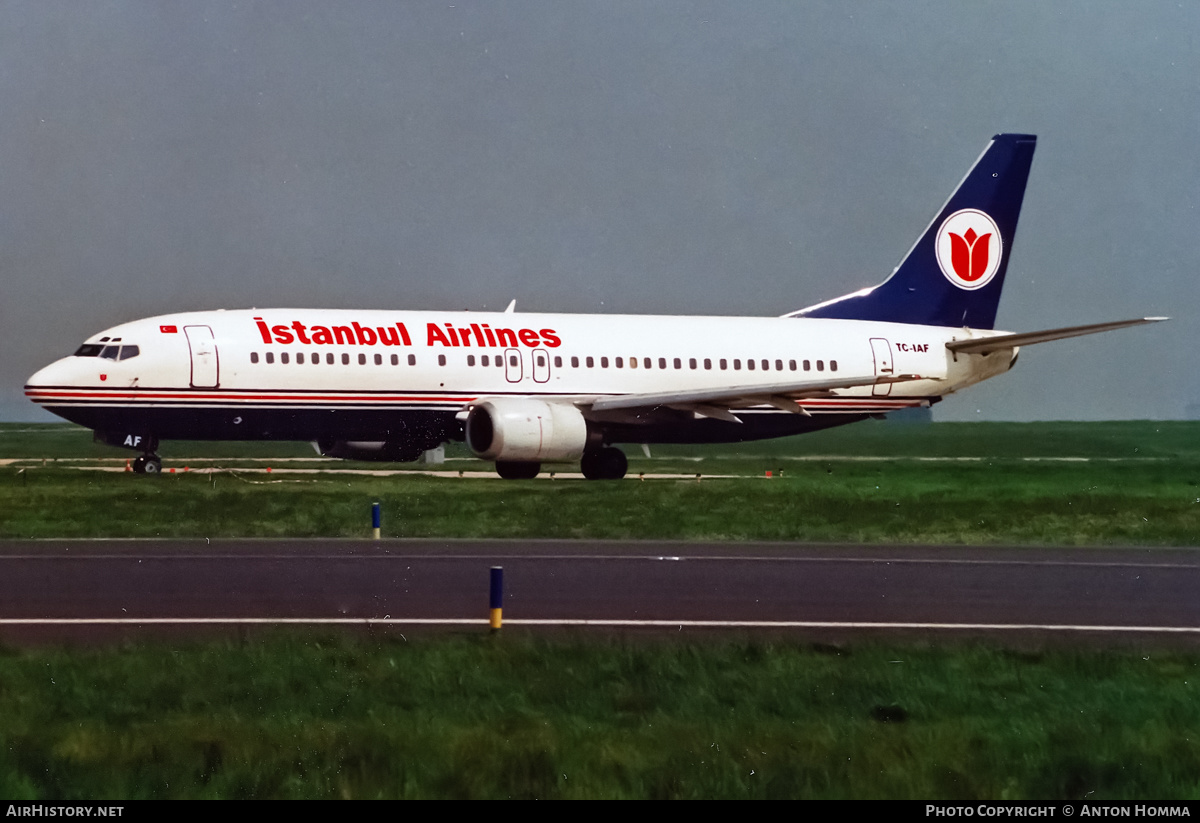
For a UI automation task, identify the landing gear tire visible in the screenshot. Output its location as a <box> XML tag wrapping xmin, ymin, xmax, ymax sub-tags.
<box><xmin>496</xmin><ymin>460</ymin><xmax>541</xmax><ymax>480</ymax></box>
<box><xmin>132</xmin><ymin>455</ymin><xmax>162</xmax><ymax>475</ymax></box>
<box><xmin>580</xmin><ymin>446</ymin><xmax>627</xmax><ymax>480</ymax></box>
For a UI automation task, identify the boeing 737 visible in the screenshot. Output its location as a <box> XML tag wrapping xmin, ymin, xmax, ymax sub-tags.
<box><xmin>25</xmin><ymin>134</ymin><xmax>1163</xmax><ymax>478</ymax></box>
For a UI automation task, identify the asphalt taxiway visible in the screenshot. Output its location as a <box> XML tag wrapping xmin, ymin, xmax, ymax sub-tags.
<box><xmin>0</xmin><ymin>539</ymin><xmax>1198</xmax><ymax>643</ymax></box>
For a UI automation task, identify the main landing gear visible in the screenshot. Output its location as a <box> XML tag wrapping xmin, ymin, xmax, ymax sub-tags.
<box><xmin>495</xmin><ymin>460</ymin><xmax>541</xmax><ymax>480</ymax></box>
<box><xmin>131</xmin><ymin>453</ymin><xmax>162</xmax><ymax>474</ymax></box>
<box><xmin>580</xmin><ymin>446</ymin><xmax>627</xmax><ymax>481</ymax></box>
<box><xmin>493</xmin><ymin>446</ymin><xmax>629</xmax><ymax>480</ymax></box>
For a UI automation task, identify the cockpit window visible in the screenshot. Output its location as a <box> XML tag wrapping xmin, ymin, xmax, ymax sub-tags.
<box><xmin>74</xmin><ymin>343</ymin><xmax>140</xmax><ymax>359</ymax></box>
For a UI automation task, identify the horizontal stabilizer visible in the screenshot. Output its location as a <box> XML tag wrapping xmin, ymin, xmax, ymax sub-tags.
<box><xmin>946</xmin><ymin>317</ymin><xmax>1167</xmax><ymax>354</ymax></box>
<box><xmin>587</xmin><ymin>373</ymin><xmax>930</xmax><ymax>413</ymax></box>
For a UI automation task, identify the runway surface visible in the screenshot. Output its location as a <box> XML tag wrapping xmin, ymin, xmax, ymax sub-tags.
<box><xmin>1</xmin><ymin>539</ymin><xmax>1199</xmax><ymax>644</ymax></box>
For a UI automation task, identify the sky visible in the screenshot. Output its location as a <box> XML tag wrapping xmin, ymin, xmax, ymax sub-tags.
<box><xmin>2</xmin><ymin>1</ymin><xmax>1196</xmax><ymax>422</ymax></box>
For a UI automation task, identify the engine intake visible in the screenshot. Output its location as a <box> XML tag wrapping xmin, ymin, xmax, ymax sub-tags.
<box><xmin>465</xmin><ymin>399</ymin><xmax>588</xmax><ymax>462</ymax></box>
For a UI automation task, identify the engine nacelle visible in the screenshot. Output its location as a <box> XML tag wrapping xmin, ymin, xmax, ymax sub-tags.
<box><xmin>465</xmin><ymin>399</ymin><xmax>588</xmax><ymax>462</ymax></box>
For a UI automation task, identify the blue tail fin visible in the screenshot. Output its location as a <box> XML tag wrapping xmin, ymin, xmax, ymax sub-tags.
<box><xmin>792</xmin><ymin>134</ymin><xmax>1037</xmax><ymax>329</ymax></box>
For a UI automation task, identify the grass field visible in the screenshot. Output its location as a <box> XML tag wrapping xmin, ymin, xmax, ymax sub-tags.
<box><xmin>3</xmin><ymin>421</ymin><xmax>1200</xmax><ymax>799</ymax></box>
<box><xmin>2</xmin><ymin>421</ymin><xmax>1198</xmax><ymax>544</ymax></box>
<box><xmin>1</xmin><ymin>633</ymin><xmax>1199</xmax><ymax>800</ymax></box>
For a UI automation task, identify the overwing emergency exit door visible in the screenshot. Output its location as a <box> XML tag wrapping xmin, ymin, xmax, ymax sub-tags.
<box><xmin>504</xmin><ymin>348</ymin><xmax>523</xmax><ymax>383</ymax></box>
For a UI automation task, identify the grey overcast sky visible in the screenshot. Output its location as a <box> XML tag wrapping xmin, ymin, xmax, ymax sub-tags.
<box><xmin>2</xmin><ymin>1</ymin><xmax>1196</xmax><ymax>422</ymax></box>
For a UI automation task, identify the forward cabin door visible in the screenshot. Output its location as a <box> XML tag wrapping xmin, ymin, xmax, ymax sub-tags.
<box><xmin>870</xmin><ymin>337</ymin><xmax>893</xmax><ymax>397</ymax></box>
<box><xmin>184</xmin><ymin>325</ymin><xmax>220</xmax><ymax>388</ymax></box>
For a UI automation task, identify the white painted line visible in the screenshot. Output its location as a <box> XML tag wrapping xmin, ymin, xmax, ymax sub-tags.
<box><xmin>65</xmin><ymin>467</ymin><xmax>741</xmax><ymax>479</ymax></box>
<box><xmin>0</xmin><ymin>617</ymin><xmax>1198</xmax><ymax>633</ymax></box>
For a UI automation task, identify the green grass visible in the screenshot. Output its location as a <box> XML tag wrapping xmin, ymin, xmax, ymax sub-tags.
<box><xmin>3</xmin><ymin>422</ymin><xmax>1199</xmax><ymax>544</ymax></box>
<box><xmin>3</xmin><ymin>419</ymin><xmax>1196</xmax><ymax>461</ymax></box>
<box><xmin>0</xmin><ymin>634</ymin><xmax>1198</xmax><ymax>799</ymax></box>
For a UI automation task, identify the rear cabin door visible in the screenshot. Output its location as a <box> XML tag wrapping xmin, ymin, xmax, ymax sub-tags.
<box><xmin>870</xmin><ymin>337</ymin><xmax>893</xmax><ymax>397</ymax></box>
<box><xmin>184</xmin><ymin>325</ymin><xmax>220</xmax><ymax>388</ymax></box>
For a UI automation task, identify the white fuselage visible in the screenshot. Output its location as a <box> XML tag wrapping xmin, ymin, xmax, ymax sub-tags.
<box><xmin>25</xmin><ymin>308</ymin><xmax>1016</xmax><ymax>454</ymax></box>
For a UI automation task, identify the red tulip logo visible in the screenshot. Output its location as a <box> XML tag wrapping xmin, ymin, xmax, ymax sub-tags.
<box><xmin>936</xmin><ymin>209</ymin><xmax>1002</xmax><ymax>290</ymax></box>
<box><xmin>950</xmin><ymin>227</ymin><xmax>991</xmax><ymax>282</ymax></box>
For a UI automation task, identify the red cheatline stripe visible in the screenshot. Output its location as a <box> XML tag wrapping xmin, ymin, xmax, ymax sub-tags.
<box><xmin>26</xmin><ymin>390</ymin><xmax>474</xmax><ymax>403</ymax></box>
<box><xmin>26</xmin><ymin>388</ymin><xmax>925</xmax><ymax>405</ymax></box>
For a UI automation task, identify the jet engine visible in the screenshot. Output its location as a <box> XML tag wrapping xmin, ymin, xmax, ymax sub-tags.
<box><xmin>465</xmin><ymin>399</ymin><xmax>589</xmax><ymax>462</ymax></box>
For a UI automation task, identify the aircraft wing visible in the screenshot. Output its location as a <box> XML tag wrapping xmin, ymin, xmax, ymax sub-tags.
<box><xmin>946</xmin><ymin>317</ymin><xmax>1167</xmax><ymax>354</ymax></box>
<box><xmin>585</xmin><ymin>373</ymin><xmax>930</xmax><ymax>422</ymax></box>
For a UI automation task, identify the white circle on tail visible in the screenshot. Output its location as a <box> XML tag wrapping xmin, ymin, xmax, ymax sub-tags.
<box><xmin>935</xmin><ymin>209</ymin><xmax>1003</xmax><ymax>290</ymax></box>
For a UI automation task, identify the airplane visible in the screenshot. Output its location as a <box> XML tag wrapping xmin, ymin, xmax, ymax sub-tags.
<box><xmin>25</xmin><ymin>133</ymin><xmax>1164</xmax><ymax>478</ymax></box>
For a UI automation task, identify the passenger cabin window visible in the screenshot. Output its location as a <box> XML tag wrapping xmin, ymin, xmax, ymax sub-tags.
<box><xmin>342</xmin><ymin>354</ymin><xmax>350</xmax><ymax>365</ymax></box>
<box><xmin>704</xmin><ymin>358</ymin><xmax>712</xmax><ymax>370</ymax></box>
<box><xmin>657</xmin><ymin>358</ymin><xmax>664</xmax><ymax>369</ymax></box>
<box><xmin>280</xmin><ymin>352</ymin><xmax>289</xmax><ymax>364</ymax></box>
<box><xmin>830</xmin><ymin>360</ymin><xmax>838</xmax><ymax>372</ymax></box>
<box><xmin>673</xmin><ymin>358</ymin><xmax>681</xmax><ymax>369</ymax></box>
<box><xmin>734</xmin><ymin>359</ymin><xmax>741</xmax><ymax>370</ymax></box>
<box><xmin>358</xmin><ymin>353</ymin><xmax>366</xmax><ymax>365</ymax></box>
<box><xmin>297</xmin><ymin>352</ymin><xmax>305</xmax><ymax>364</ymax></box>
<box><xmin>374</xmin><ymin>354</ymin><xmax>382</xmax><ymax>365</ymax></box>
<box><xmin>250</xmin><ymin>352</ymin><xmax>259</xmax><ymax>364</ymax></box>
<box><xmin>803</xmin><ymin>360</ymin><xmax>811</xmax><ymax>371</ymax></box>
<box><xmin>586</xmin><ymin>356</ymin><xmax>594</xmax><ymax>368</ymax></box>
<box><xmin>817</xmin><ymin>360</ymin><xmax>824</xmax><ymax>371</ymax></box>
<box><xmin>266</xmin><ymin>352</ymin><xmax>275</xmax><ymax>364</ymax></box>
<box><xmin>482</xmin><ymin>355</ymin><xmax>490</xmax><ymax>366</ymax></box>
<box><xmin>554</xmin><ymin>356</ymin><xmax>562</xmax><ymax>368</ymax></box>
<box><xmin>720</xmin><ymin>358</ymin><xmax>727</xmax><ymax>370</ymax></box>
<box><xmin>747</xmin><ymin>359</ymin><xmax>755</xmax><ymax>371</ymax></box>
<box><xmin>438</xmin><ymin>354</ymin><xmax>447</xmax><ymax>366</ymax></box>
<box><xmin>789</xmin><ymin>360</ymin><xmax>797</xmax><ymax>371</ymax></box>
<box><xmin>689</xmin><ymin>358</ymin><xmax>697</xmax><ymax>369</ymax></box>
<box><xmin>391</xmin><ymin>354</ymin><xmax>399</xmax><ymax>365</ymax></box>
<box><xmin>467</xmin><ymin>355</ymin><xmax>476</xmax><ymax>366</ymax></box>
<box><xmin>601</xmin><ymin>357</ymin><xmax>609</xmax><ymax>368</ymax></box>
<box><xmin>408</xmin><ymin>354</ymin><xmax>417</xmax><ymax>366</ymax></box>
<box><xmin>615</xmin><ymin>357</ymin><xmax>623</xmax><ymax>368</ymax></box>
<box><xmin>571</xmin><ymin>356</ymin><xmax>580</xmax><ymax>368</ymax></box>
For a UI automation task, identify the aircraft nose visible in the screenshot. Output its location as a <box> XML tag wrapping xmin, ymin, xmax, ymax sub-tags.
<box><xmin>25</xmin><ymin>358</ymin><xmax>74</xmax><ymax>391</ymax></box>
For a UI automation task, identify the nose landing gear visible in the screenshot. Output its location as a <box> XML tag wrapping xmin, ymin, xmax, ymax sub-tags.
<box><xmin>131</xmin><ymin>454</ymin><xmax>162</xmax><ymax>474</ymax></box>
